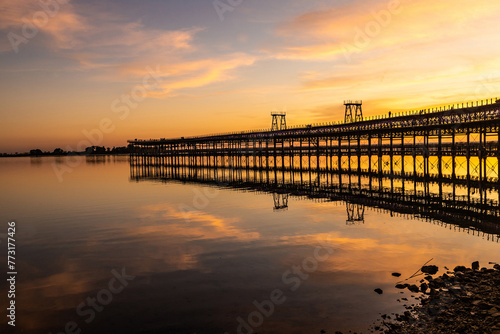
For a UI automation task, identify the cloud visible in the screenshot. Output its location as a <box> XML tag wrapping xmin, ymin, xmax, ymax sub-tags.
<box><xmin>148</xmin><ymin>53</ymin><xmax>257</xmax><ymax>98</ymax></box>
<box><xmin>262</xmin><ymin>0</ymin><xmax>500</xmax><ymax>109</ymax></box>
<box><xmin>268</xmin><ymin>0</ymin><xmax>500</xmax><ymax>62</ymax></box>
<box><xmin>0</xmin><ymin>1</ymin><xmax>257</xmax><ymax>96</ymax></box>
<box><xmin>0</xmin><ymin>0</ymin><xmax>86</xmax><ymax>52</ymax></box>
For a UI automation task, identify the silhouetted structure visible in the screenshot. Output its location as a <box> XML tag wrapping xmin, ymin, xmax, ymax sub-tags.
<box><xmin>271</xmin><ymin>111</ymin><xmax>287</xmax><ymax>131</ymax></box>
<box><xmin>344</xmin><ymin>100</ymin><xmax>363</xmax><ymax>123</ymax></box>
<box><xmin>129</xmin><ymin>98</ymin><xmax>500</xmax><ymax>189</ymax></box>
<box><xmin>273</xmin><ymin>193</ymin><xmax>289</xmax><ymax>211</ymax></box>
<box><xmin>346</xmin><ymin>203</ymin><xmax>365</xmax><ymax>224</ymax></box>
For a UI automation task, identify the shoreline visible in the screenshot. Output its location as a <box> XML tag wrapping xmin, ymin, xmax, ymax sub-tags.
<box><xmin>378</xmin><ymin>262</ymin><xmax>500</xmax><ymax>333</ymax></box>
<box><xmin>0</xmin><ymin>153</ymin><xmax>131</xmax><ymax>158</ymax></box>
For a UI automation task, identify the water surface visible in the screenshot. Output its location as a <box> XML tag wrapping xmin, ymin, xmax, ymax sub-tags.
<box><xmin>0</xmin><ymin>156</ymin><xmax>499</xmax><ymax>334</ymax></box>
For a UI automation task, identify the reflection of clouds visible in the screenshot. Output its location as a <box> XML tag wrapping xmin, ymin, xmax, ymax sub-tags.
<box><xmin>6</xmin><ymin>189</ymin><xmax>499</xmax><ymax>333</ymax></box>
<box><xmin>97</xmin><ymin>202</ymin><xmax>263</xmax><ymax>275</ymax></box>
<box><xmin>279</xmin><ymin>232</ymin><xmax>451</xmax><ymax>279</ymax></box>
<box><xmin>25</xmin><ymin>267</ymin><xmax>92</xmax><ymax>300</ymax></box>
<box><xmin>138</xmin><ymin>203</ymin><xmax>260</xmax><ymax>241</ymax></box>
<box><xmin>8</xmin><ymin>201</ymin><xmax>262</xmax><ymax>331</ymax></box>
<box><xmin>8</xmin><ymin>259</ymin><xmax>99</xmax><ymax>331</ymax></box>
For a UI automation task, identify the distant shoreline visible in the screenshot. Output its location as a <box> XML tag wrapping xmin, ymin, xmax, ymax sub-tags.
<box><xmin>0</xmin><ymin>152</ymin><xmax>131</xmax><ymax>158</ymax></box>
<box><xmin>1</xmin><ymin>145</ymin><xmax>133</xmax><ymax>157</ymax></box>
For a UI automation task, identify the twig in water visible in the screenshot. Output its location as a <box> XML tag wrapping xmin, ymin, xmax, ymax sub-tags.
<box><xmin>398</xmin><ymin>258</ymin><xmax>434</xmax><ymax>283</ymax></box>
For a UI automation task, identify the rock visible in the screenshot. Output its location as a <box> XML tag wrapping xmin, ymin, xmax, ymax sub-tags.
<box><xmin>472</xmin><ymin>300</ymin><xmax>491</xmax><ymax>309</ymax></box>
<box><xmin>494</xmin><ymin>264</ymin><xmax>500</xmax><ymax>271</ymax></box>
<box><xmin>392</xmin><ymin>272</ymin><xmax>401</xmax><ymax>277</ymax></box>
<box><xmin>374</xmin><ymin>288</ymin><xmax>383</xmax><ymax>294</ymax></box>
<box><xmin>435</xmin><ymin>277</ymin><xmax>445</xmax><ymax>285</ymax></box>
<box><xmin>408</xmin><ymin>284</ymin><xmax>420</xmax><ymax>293</ymax></box>
<box><xmin>472</xmin><ymin>261</ymin><xmax>480</xmax><ymax>270</ymax></box>
<box><xmin>454</xmin><ymin>265</ymin><xmax>467</xmax><ymax>272</ymax></box>
<box><xmin>373</xmin><ymin>262</ymin><xmax>500</xmax><ymax>333</ymax></box>
<box><xmin>428</xmin><ymin>307</ymin><xmax>440</xmax><ymax>316</ymax></box>
<box><xmin>421</xmin><ymin>265</ymin><xmax>439</xmax><ymax>275</ymax></box>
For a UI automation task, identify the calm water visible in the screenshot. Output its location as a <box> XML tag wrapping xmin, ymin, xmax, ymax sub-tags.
<box><xmin>0</xmin><ymin>156</ymin><xmax>499</xmax><ymax>334</ymax></box>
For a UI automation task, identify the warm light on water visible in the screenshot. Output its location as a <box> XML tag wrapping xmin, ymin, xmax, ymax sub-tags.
<box><xmin>0</xmin><ymin>156</ymin><xmax>499</xmax><ymax>333</ymax></box>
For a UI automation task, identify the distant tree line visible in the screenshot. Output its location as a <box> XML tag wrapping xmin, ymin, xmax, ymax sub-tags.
<box><xmin>1</xmin><ymin>145</ymin><xmax>136</xmax><ymax>157</ymax></box>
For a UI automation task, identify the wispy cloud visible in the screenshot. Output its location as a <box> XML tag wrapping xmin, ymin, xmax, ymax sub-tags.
<box><xmin>267</xmin><ymin>0</ymin><xmax>500</xmax><ymax>61</ymax></box>
<box><xmin>0</xmin><ymin>1</ymin><xmax>257</xmax><ymax>97</ymax></box>
<box><xmin>0</xmin><ymin>0</ymin><xmax>86</xmax><ymax>52</ymax></box>
<box><xmin>262</xmin><ymin>0</ymin><xmax>500</xmax><ymax>108</ymax></box>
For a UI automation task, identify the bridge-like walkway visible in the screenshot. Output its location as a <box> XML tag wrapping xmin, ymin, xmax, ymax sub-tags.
<box><xmin>129</xmin><ymin>98</ymin><xmax>500</xmax><ymax>183</ymax></box>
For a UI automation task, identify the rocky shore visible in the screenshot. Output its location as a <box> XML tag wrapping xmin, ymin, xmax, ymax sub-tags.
<box><xmin>378</xmin><ymin>262</ymin><xmax>500</xmax><ymax>334</ymax></box>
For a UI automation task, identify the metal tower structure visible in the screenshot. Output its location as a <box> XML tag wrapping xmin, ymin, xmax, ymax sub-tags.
<box><xmin>271</xmin><ymin>111</ymin><xmax>287</xmax><ymax>131</ymax></box>
<box><xmin>344</xmin><ymin>100</ymin><xmax>363</xmax><ymax>123</ymax></box>
<box><xmin>273</xmin><ymin>193</ymin><xmax>289</xmax><ymax>211</ymax></box>
<box><xmin>346</xmin><ymin>203</ymin><xmax>365</xmax><ymax>224</ymax></box>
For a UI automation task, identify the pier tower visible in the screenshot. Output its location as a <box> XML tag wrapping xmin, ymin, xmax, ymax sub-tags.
<box><xmin>271</xmin><ymin>111</ymin><xmax>287</xmax><ymax>131</ymax></box>
<box><xmin>344</xmin><ymin>100</ymin><xmax>363</xmax><ymax>122</ymax></box>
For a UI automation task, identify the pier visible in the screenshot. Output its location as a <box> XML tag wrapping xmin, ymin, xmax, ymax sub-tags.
<box><xmin>129</xmin><ymin>98</ymin><xmax>500</xmax><ymax>188</ymax></box>
<box><xmin>128</xmin><ymin>98</ymin><xmax>500</xmax><ymax>236</ymax></box>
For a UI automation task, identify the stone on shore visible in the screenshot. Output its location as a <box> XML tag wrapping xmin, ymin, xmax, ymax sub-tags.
<box><xmin>380</xmin><ymin>262</ymin><xmax>500</xmax><ymax>333</ymax></box>
<box><xmin>472</xmin><ymin>261</ymin><xmax>480</xmax><ymax>270</ymax></box>
<box><xmin>421</xmin><ymin>265</ymin><xmax>439</xmax><ymax>275</ymax></box>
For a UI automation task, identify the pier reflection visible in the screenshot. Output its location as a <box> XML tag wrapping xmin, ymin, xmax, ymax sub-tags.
<box><xmin>130</xmin><ymin>157</ymin><xmax>500</xmax><ymax>242</ymax></box>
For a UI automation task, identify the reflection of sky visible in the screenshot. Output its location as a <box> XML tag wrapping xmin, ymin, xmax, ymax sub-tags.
<box><xmin>0</xmin><ymin>157</ymin><xmax>499</xmax><ymax>333</ymax></box>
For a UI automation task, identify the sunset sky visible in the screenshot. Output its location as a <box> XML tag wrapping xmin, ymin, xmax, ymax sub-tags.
<box><xmin>1</xmin><ymin>0</ymin><xmax>500</xmax><ymax>153</ymax></box>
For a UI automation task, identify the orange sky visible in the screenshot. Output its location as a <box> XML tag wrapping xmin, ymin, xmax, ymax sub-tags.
<box><xmin>1</xmin><ymin>0</ymin><xmax>500</xmax><ymax>153</ymax></box>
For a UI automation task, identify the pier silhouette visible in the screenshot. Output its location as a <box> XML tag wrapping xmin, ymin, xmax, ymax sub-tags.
<box><xmin>129</xmin><ymin>98</ymin><xmax>500</xmax><ymax>239</ymax></box>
